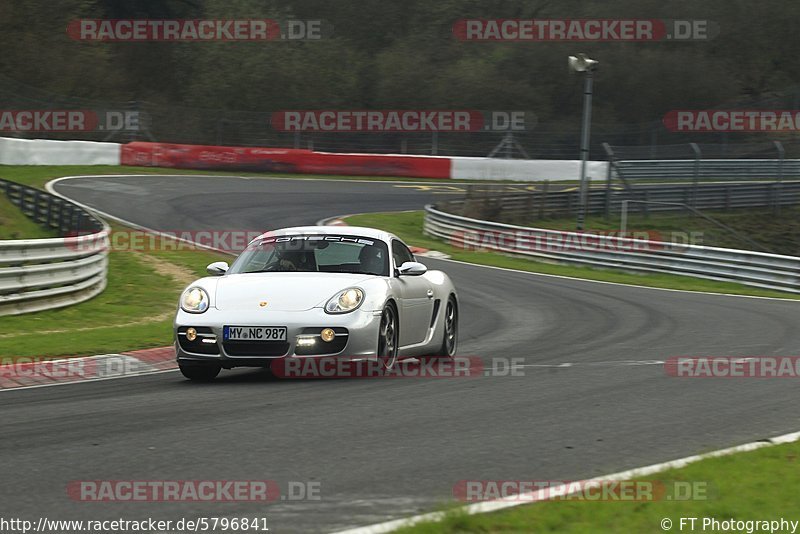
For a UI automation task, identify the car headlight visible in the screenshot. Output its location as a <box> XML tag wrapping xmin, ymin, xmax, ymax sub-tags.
<box><xmin>325</xmin><ymin>287</ymin><xmax>364</xmax><ymax>314</ymax></box>
<box><xmin>181</xmin><ymin>287</ymin><xmax>210</xmax><ymax>314</ymax></box>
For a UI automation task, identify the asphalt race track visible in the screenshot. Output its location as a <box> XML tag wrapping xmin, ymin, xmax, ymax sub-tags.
<box><xmin>3</xmin><ymin>175</ymin><xmax>799</xmax><ymax>532</ymax></box>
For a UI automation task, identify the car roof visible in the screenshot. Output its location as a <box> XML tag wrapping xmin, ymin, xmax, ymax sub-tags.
<box><xmin>250</xmin><ymin>225</ymin><xmax>401</xmax><ymax>245</ymax></box>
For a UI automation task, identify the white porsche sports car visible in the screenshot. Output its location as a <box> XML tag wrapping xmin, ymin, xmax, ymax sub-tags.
<box><xmin>174</xmin><ymin>226</ymin><xmax>458</xmax><ymax>380</ymax></box>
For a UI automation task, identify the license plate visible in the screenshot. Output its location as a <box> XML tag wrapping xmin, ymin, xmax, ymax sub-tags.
<box><xmin>224</xmin><ymin>326</ymin><xmax>287</xmax><ymax>341</ymax></box>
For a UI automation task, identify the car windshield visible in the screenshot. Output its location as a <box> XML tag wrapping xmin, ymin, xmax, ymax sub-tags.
<box><xmin>228</xmin><ymin>234</ymin><xmax>390</xmax><ymax>276</ymax></box>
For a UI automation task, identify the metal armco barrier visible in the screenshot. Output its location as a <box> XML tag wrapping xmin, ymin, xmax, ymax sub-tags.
<box><xmin>615</xmin><ymin>159</ymin><xmax>800</xmax><ymax>181</ymax></box>
<box><xmin>0</xmin><ymin>179</ymin><xmax>109</xmax><ymax>316</ymax></box>
<box><xmin>445</xmin><ymin>181</ymin><xmax>800</xmax><ymax>222</ymax></box>
<box><xmin>424</xmin><ymin>205</ymin><xmax>800</xmax><ymax>294</ymax></box>
<box><xmin>605</xmin><ymin>142</ymin><xmax>799</xmax><ymax>183</ymax></box>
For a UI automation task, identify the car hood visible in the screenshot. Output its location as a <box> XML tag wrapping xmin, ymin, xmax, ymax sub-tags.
<box><xmin>214</xmin><ymin>272</ymin><xmax>375</xmax><ymax>312</ymax></box>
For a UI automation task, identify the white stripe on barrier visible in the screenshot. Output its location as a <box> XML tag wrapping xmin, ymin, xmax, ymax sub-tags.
<box><xmin>0</xmin><ymin>137</ymin><xmax>121</xmax><ymax>165</ymax></box>
<box><xmin>450</xmin><ymin>156</ymin><xmax>608</xmax><ymax>181</ymax></box>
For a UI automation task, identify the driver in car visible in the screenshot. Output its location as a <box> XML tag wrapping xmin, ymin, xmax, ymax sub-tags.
<box><xmin>359</xmin><ymin>246</ymin><xmax>386</xmax><ymax>275</ymax></box>
<box><xmin>277</xmin><ymin>249</ymin><xmax>316</xmax><ymax>271</ymax></box>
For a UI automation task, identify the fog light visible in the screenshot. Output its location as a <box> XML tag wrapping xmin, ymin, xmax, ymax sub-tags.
<box><xmin>186</xmin><ymin>327</ymin><xmax>197</xmax><ymax>341</ymax></box>
<box><xmin>297</xmin><ymin>337</ymin><xmax>316</xmax><ymax>347</ymax></box>
<box><xmin>321</xmin><ymin>328</ymin><xmax>336</xmax><ymax>342</ymax></box>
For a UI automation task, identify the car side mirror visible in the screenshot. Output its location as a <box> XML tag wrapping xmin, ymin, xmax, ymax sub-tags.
<box><xmin>397</xmin><ymin>261</ymin><xmax>427</xmax><ymax>276</ymax></box>
<box><xmin>207</xmin><ymin>261</ymin><xmax>229</xmax><ymax>276</ymax></box>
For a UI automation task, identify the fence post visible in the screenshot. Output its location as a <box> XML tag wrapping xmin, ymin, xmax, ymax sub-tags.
<box><xmin>773</xmin><ymin>140</ymin><xmax>784</xmax><ymax>215</ymax></box>
<box><xmin>689</xmin><ymin>142</ymin><xmax>701</xmax><ymax>209</ymax></box>
<box><xmin>31</xmin><ymin>189</ymin><xmax>41</xmax><ymax>224</ymax></box>
<box><xmin>602</xmin><ymin>142</ymin><xmax>614</xmax><ymax>220</ymax></box>
<box><xmin>62</xmin><ymin>204</ymin><xmax>72</xmax><ymax>234</ymax></box>
<box><xmin>567</xmin><ymin>190</ymin><xmax>579</xmax><ymax>217</ymax></box>
<box><xmin>524</xmin><ymin>190</ymin><xmax>534</xmax><ymax>223</ymax></box>
<box><xmin>431</xmin><ymin>132</ymin><xmax>438</xmax><ymax>156</ymax></box>
<box><xmin>770</xmin><ymin>183</ymin><xmax>779</xmax><ymax>213</ymax></box>
<box><xmin>620</xmin><ymin>200</ymin><xmax>629</xmax><ymax>234</ymax></box>
<box><xmin>45</xmin><ymin>195</ymin><xmax>54</xmax><ymax>228</ymax></box>
<box><xmin>216</xmin><ymin>119</ymin><xmax>224</xmax><ymax>146</ymax></box>
<box><xmin>539</xmin><ymin>180</ymin><xmax>549</xmax><ymax>219</ymax></box>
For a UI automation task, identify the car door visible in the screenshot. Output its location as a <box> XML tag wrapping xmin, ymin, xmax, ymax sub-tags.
<box><xmin>391</xmin><ymin>239</ymin><xmax>433</xmax><ymax>347</ymax></box>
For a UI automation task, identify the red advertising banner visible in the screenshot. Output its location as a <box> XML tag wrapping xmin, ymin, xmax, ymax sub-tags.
<box><xmin>121</xmin><ymin>142</ymin><xmax>451</xmax><ymax>179</ymax></box>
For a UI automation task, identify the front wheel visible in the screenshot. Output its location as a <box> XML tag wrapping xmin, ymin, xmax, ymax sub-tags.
<box><xmin>377</xmin><ymin>303</ymin><xmax>399</xmax><ymax>370</ymax></box>
<box><xmin>179</xmin><ymin>362</ymin><xmax>221</xmax><ymax>381</ymax></box>
<box><xmin>424</xmin><ymin>296</ymin><xmax>458</xmax><ymax>361</ymax></box>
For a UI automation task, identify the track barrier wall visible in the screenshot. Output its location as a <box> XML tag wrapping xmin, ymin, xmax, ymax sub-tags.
<box><xmin>0</xmin><ymin>137</ymin><xmax>609</xmax><ymax>181</ymax></box>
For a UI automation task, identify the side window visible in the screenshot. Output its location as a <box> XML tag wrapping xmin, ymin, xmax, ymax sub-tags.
<box><xmin>391</xmin><ymin>240</ymin><xmax>414</xmax><ymax>270</ymax></box>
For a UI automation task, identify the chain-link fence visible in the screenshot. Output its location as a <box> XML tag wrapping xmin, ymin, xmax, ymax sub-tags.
<box><xmin>2</xmin><ymin>74</ymin><xmax>800</xmax><ymax>159</ymax></box>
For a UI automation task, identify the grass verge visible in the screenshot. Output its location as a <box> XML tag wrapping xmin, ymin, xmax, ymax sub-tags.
<box><xmin>526</xmin><ymin>208</ymin><xmax>800</xmax><ymax>257</ymax></box>
<box><xmin>344</xmin><ymin>211</ymin><xmax>799</xmax><ymax>300</ymax></box>
<box><xmin>394</xmin><ymin>439</ymin><xmax>800</xmax><ymax>533</ymax></box>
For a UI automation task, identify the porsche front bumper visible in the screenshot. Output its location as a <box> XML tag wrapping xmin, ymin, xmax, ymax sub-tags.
<box><xmin>174</xmin><ymin>307</ymin><xmax>383</xmax><ymax>368</ymax></box>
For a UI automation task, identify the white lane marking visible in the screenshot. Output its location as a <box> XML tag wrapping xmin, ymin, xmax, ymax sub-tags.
<box><xmin>47</xmin><ymin>175</ymin><xmax>800</xmax><ymax>303</ymax></box>
<box><xmin>315</xmin><ymin>210</ymin><xmax>420</xmax><ymax>227</ymax></box>
<box><xmin>48</xmin><ymin>173</ymin><xmax>489</xmax><ymax>188</ymax></box>
<box><xmin>47</xmin><ymin>176</ymin><xmax>237</xmax><ymax>256</ymax></box>
<box><xmin>331</xmin><ymin>430</ymin><xmax>800</xmax><ymax>534</ymax></box>
<box><xmin>0</xmin><ymin>369</ymin><xmax>179</xmax><ymax>393</ymax></box>
<box><xmin>516</xmin><ymin>360</ymin><xmax>665</xmax><ymax>368</ymax></box>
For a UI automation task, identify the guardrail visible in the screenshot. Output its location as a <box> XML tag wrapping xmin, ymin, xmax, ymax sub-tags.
<box><xmin>615</xmin><ymin>159</ymin><xmax>800</xmax><ymax>181</ymax></box>
<box><xmin>0</xmin><ymin>179</ymin><xmax>109</xmax><ymax>316</ymax></box>
<box><xmin>445</xmin><ymin>181</ymin><xmax>800</xmax><ymax>223</ymax></box>
<box><xmin>605</xmin><ymin>142</ymin><xmax>798</xmax><ymax>183</ymax></box>
<box><xmin>424</xmin><ymin>204</ymin><xmax>800</xmax><ymax>294</ymax></box>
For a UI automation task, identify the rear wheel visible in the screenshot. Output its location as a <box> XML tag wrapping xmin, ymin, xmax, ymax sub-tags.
<box><xmin>179</xmin><ymin>362</ymin><xmax>221</xmax><ymax>381</ymax></box>
<box><xmin>377</xmin><ymin>303</ymin><xmax>399</xmax><ymax>370</ymax></box>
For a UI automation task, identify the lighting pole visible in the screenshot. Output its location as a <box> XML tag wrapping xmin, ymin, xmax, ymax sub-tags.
<box><xmin>569</xmin><ymin>54</ymin><xmax>598</xmax><ymax>230</ymax></box>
